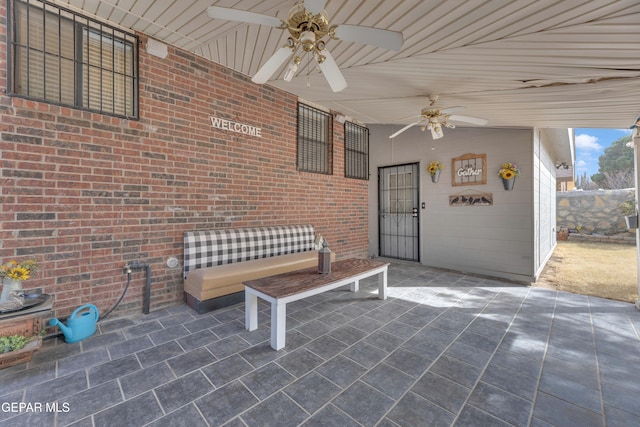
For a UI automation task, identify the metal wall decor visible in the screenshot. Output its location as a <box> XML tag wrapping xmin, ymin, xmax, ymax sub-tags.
<box><xmin>449</xmin><ymin>192</ymin><xmax>493</xmax><ymax>206</ymax></box>
<box><xmin>452</xmin><ymin>153</ymin><xmax>486</xmax><ymax>186</ymax></box>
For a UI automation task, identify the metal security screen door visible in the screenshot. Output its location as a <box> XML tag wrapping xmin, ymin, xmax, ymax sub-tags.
<box><xmin>379</xmin><ymin>163</ymin><xmax>420</xmax><ymax>261</ymax></box>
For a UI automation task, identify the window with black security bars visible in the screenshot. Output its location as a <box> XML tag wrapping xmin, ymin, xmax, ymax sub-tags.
<box><xmin>345</xmin><ymin>122</ymin><xmax>369</xmax><ymax>180</ymax></box>
<box><xmin>297</xmin><ymin>103</ymin><xmax>332</xmax><ymax>174</ymax></box>
<box><xmin>8</xmin><ymin>0</ymin><xmax>139</xmax><ymax>119</ymax></box>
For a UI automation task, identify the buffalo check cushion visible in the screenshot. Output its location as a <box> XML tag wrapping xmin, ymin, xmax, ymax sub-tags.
<box><xmin>183</xmin><ymin>224</ymin><xmax>315</xmax><ymax>279</ymax></box>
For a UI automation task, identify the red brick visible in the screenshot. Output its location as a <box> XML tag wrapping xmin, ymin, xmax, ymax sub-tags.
<box><xmin>0</xmin><ymin>11</ymin><xmax>369</xmax><ymax>319</ymax></box>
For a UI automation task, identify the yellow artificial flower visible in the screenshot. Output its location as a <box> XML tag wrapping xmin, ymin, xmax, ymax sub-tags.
<box><xmin>7</xmin><ymin>267</ymin><xmax>30</xmax><ymax>280</ymax></box>
<box><xmin>0</xmin><ymin>259</ymin><xmax>39</xmax><ymax>281</ymax></box>
<box><xmin>498</xmin><ymin>162</ymin><xmax>519</xmax><ymax>180</ymax></box>
<box><xmin>427</xmin><ymin>161</ymin><xmax>444</xmax><ymax>176</ymax></box>
<box><xmin>502</xmin><ymin>170</ymin><xmax>515</xmax><ymax>180</ymax></box>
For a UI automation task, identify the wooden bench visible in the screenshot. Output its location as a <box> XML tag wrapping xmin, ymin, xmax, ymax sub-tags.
<box><xmin>244</xmin><ymin>258</ymin><xmax>389</xmax><ymax>350</ymax></box>
<box><xmin>183</xmin><ymin>225</ymin><xmax>334</xmax><ymax>314</ymax></box>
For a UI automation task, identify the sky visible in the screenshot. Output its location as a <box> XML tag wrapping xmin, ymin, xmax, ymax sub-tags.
<box><xmin>574</xmin><ymin>128</ymin><xmax>634</xmax><ymax>178</ymax></box>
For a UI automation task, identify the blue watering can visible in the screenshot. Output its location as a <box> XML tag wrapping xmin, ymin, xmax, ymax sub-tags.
<box><xmin>49</xmin><ymin>304</ymin><xmax>99</xmax><ymax>343</ymax></box>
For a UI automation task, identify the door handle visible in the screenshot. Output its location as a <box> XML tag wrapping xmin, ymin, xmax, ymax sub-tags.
<box><xmin>412</xmin><ymin>207</ymin><xmax>418</xmax><ymax>217</ymax></box>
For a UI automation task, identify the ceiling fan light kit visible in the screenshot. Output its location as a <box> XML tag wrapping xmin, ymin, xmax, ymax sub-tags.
<box><xmin>207</xmin><ymin>0</ymin><xmax>403</xmax><ymax>92</ymax></box>
<box><xmin>389</xmin><ymin>96</ymin><xmax>487</xmax><ymax>140</ymax></box>
<box><xmin>283</xmin><ymin>57</ymin><xmax>301</xmax><ymax>82</ymax></box>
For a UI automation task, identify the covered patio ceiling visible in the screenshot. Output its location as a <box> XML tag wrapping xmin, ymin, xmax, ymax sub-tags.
<box><xmin>56</xmin><ymin>0</ymin><xmax>640</xmax><ymax>129</ymax></box>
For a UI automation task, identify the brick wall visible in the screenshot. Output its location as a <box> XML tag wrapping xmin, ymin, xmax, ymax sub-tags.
<box><xmin>0</xmin><ymin>14</ymin><xmax>369</xmax><ymax>320</ymax></box>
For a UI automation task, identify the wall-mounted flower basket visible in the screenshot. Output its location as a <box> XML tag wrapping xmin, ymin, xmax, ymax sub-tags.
<box><xmin>625</xmin><ymin>215</ymin><xmax>638</xmax><ymax>229</ymax></box>
<box><xmin>498</xmin><ymin>162</ymin><xmax>519</xmax><ymax>191</ymax></box>
<box><xmin>620</xmin><ymin>198</ymin><xmax>636</xmax><ymax>228</ymax></box>
<box><xmin>427</xmin><ymin>161</ymin><xmax>444</xmax><ymax>183</ymax></box>
<box><xmin>502</xmin><ymin>177</ymin><xmax>516</xmax><ymax>191</ymax></box>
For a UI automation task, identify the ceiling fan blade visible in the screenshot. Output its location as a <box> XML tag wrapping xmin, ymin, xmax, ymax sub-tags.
<box><xmin>252</xmin><ymin>46</ymin><xmax>293</xmax><ymax>84</ymax></box>
<box><xmin>396</xmin><ymin>114</ymin><xmax>422</xmax><ymax>122</ymax></box>
<box><xmin>304</xmin><ymin>0</ymin><xmax>327</xmax><ymax>14</ymax></box>
<box><xmin>441</xmin><ymin>106</ymin><xmax>464</xmax><ymax>113</ymax></box>
<box><xmin>389</xmin><ymin>120</ymin><xmax>424</xmax><ymax>139</ymax></box>
<box><xmin>334</xmin><ymin>25</ymin><xmax>403</xmax><ymax>51</ymax></box>
<box><xmin>317</xmin><ymin>50</ymin><xmax>347</xmax><ymax>92</ymax></box>
<box><xmin>207</xmin><ymin>6</ymin><xmax>283</xmax><ymax>28</ymax></box>
<box><xmin>449</xmin><ymin>115</ymin><xmax>488</xmax><ymax>126</ymax></box>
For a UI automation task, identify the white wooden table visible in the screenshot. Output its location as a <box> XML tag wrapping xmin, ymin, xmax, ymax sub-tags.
<box><xmin>244</xmin><ymin>258</ymin><xmax>389</xmax><ymax>350</ymax></box>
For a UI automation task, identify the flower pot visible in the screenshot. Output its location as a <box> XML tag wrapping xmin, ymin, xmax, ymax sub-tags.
<box><xmin>0</xmin><ymin>279</ymin><xmax>23</xmax><ymax>304</ymax></box>
<box><xmin>502</xmin><ymin>177</ymin><xmax>516</xmax><ymax>190</ymax></box>
<box><xmin>431</xmin><ymin>170</ymin><xmax>440</xmax><ymax>183</ymax></box>
<box><xmin>0</xmin><ymin>337</ymin><xmax>42</xmax><ymax>369</ymax></box>
<box><xmin>625</xmin><ymin>215</ymin><xmax>638</xmax><ymax>229</ymax></box>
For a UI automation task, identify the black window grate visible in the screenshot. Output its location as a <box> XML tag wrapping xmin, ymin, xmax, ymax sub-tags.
<box><xmin>8</xmin><ymin>0</ymin><xmax>139</xmax><ymax>119</ymax></box>
<box><xmin>297</xmin><ymin>103</ymin><xmax>332</xmax><ymax>174</ymax></box>
<box><xmin>345</xmin><ymin>121</ymin><xmax>369</xmax><ymax>180</ymax></box>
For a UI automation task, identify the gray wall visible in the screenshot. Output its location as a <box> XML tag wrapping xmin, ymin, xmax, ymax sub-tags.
<box><xmin>557</xmin><ymin>189</ymin><xmax>636</xmax><ymax>236</ymax></box>
<box><xmin>533</xmin><ymin>129</ymin><xmax>560</xmax><ymax>278</ymax></box>
<box><xmin>368</xmin><ymin>125</ymin><xmax>542</xmax><ymax>282</ymax></box>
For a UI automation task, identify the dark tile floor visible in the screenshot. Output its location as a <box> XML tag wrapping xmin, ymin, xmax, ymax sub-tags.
<box><xmin>1</xmin><ymin>261</ymin><xmax>639</xmax><ymax>426</ymax></box>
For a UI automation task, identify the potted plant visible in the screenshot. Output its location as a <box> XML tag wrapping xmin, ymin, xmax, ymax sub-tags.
<box><xmin>0</xmin><ymin>333</ymin><xmax>43</xmax><ymax>369</ymax></box>
<box><xmin>619</xmin><ymin>198</ymin><xmax>637</xmax><ymax>229</ymax></box>
<box><xmin>427</xmin><ymin>161</ymin><xmax>444</xmax><ymax>183</ymax></box>
<box><xmin>498</xmin><ymin>162</ymin><xmax>519</xmax><ymax>190</ymax></box>
<box><xmin>0</xmin><ymin>259</ymin><xmax>39</xmax><ymax>305</ymax></box>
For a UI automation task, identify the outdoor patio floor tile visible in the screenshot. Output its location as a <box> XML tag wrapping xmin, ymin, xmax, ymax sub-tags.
<box><xmin>154</xmin><ymin>370</ymin><xmax>213</xmax><ymax>413</ymax></box>
<box><xmin>387</xmin><ymin>391</ymin><xmax>456</xmax><ymax>427</ymax></box>
<box><xmin>147</xmin><ymin>404</ymin><xmax>208</xmax><ymax>427</ymax></box>
<box><xmin>195</xmin><ymin>380</ymin><xmax>258</xmax><ymax>425</ymax></box>
<box><xmin>2</xmin><ymin>259</ymin><xmax>638</xmax><ymax>427</ymax></box>
<box><xmin>533</xmin><ymin>391</ymin><xmax>602</xmax><ymax>427</ymax></box>
<box><xmin>466</xmin><ymin>381</ymin><xmax>533</xmax><ymax>426</ymax></box>
<box><xmin>240</xmin><ymin>362</ymin><xmax>295</xmax><ymax>400</ymax></box>
<box><xmin>301</xmin><ymin>404</ymin><xmax>361</xmax><ymax>427</ymax></box>
<box><xmin>315</xmin><ymin>354</ymin><xmax>367</xmax><ymax>388</ymax></box>
<box><xmin>92</xmin><ymin>391</ymin><xmax>161</xmax><ymax>427</ymax></box>
<box><xmin>119</xmin><ymin>362</ymin><xmax>175</xmax><ymax>399</ymax></box>
<box><xmin>480</xmin><ymin>361</ymin><xmax>538</xmax><ymax>401</ymax></box>
<box><xmin>333</xmin><ymin>381</ymin><xmax>396</xmax><ymax>426</ymax></box>
<box><xmin>411</xmin><ymin>371</ymin><xmax>470</xmax><ymax>414</ymax></box>
<box><xmin>283</xmin><ymin>372</ymin><xmax>342</xmax><ymax>413</ymax></box>
<box><xmin>240</xmin><ymin>392</ymin><xmax>308</xmax><ymax>427</ymax></box>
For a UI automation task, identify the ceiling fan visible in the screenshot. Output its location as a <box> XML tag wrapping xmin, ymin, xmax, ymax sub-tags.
<box><xmin>207</xmin><ymin>0</ymin><xmax>403</xmax><ymax>92</ymax></box>
<box><xmin>389</xmin><ymin>96</ymin><xmax>488</xmax><ymax>140</ymax></box>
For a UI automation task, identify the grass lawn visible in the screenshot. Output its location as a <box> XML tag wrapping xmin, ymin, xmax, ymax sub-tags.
<box><xmin>535</xmin><ymin>241</ymin><xmax>638</xmax><ymax>303</ymax></box>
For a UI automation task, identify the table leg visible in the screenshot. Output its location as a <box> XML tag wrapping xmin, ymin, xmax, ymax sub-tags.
<box><xmin>378</xmin><ymin>268</ymin><xmax>388</xmax><ymax>300</ymax></box>
<box><xmin>271</xmin><ymin>300</ymin><xmax>287</xmax><ymax>350</ymax></box>
<box><xmin>350</xmin><ymin>279</ymin><xmax>359</xmax><ymax>292</ymax></box>
<box><xmin>245</xmin><ymin>291</ymin><xmax>258</xmax><ymax>331</ymax></box>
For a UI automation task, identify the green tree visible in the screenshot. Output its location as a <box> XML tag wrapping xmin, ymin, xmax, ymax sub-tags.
<box><xmin>591</xmin><ymin>135</ymin><xmax>634</xmax><ymax>188</ymax></box>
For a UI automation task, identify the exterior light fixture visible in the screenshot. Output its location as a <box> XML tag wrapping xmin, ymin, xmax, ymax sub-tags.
<box><xmin>146</xmin><ymin>38</ymin><xmax>168</xmax><ymax>59</ymax></box>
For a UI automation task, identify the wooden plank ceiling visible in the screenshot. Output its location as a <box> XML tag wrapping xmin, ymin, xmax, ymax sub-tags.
<box><xmin>56</xmin><ymin>0</ymin><xmax>640</xmax><ymax>129</ymax></box>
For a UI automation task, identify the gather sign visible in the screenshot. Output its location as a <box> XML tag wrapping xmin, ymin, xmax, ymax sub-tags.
<box><xmin>456</xmin><ymin>165</ymin><xmax>483</xmax><ymax>177</ymax></box>
<box><xmin>452</xmin><ymin>153</ymin><xmax>487</xmax><ymax>186</ymax></box>
<box><xmin>210</xmin><ymin>116</ymin><xmax>262</xmax><ymax>137</ymax></box>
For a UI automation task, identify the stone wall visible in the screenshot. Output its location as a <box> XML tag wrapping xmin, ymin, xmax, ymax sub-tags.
<box><xmin>557</xmin><ymin>189</ymin><xmax>636</xmax><ymax>244</ymax></box>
